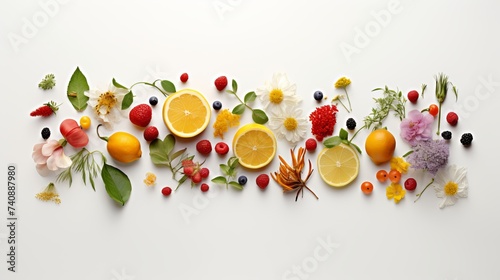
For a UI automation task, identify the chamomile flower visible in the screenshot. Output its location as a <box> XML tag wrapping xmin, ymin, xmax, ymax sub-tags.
<box><xmin>85</xmin><ymin>83</ymin><xmax>128</xmax><ymax>124</ymax></box>
<box><xmin>433</xmin><ymin>165</ymin><xmax>469</xmax><ymax>209</ymax></box>
<box><xmin>256</xmin><ymin>73</ymin><xmax>301</xmax><ymax>114</ymax></box>
<box><xmin>268</xmin><ymin>106</ymin><xmax>308</xmax><ymax>144</ymax></box>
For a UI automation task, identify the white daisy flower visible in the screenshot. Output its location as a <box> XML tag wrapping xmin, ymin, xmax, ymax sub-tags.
<box><xmin>85</xmin><ymin>83</ymin><xmax>128</xmax><ymax>124</ymax></box>
<box><xmin>255</xmin><ymin>73</ymin><xmax>301</xmax><ymax>114</ymax></box>
<box><xmin>433</xmin><ymin>164</ymin><xmax>469</xmax><ymax>209</ymax></box>
<box><xmin>268</xmin><ymin>106</ymin><xmax>308</xmax><ymax>144</ymax></box>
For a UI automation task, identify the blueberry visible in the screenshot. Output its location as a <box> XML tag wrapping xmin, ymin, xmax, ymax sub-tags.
<box><xmin>238</xmin><ymin>175</ymin><xmax>248</xmax><ymax>186</ymax></box>
<box><xmin>149</xmin><ymin>96</ymin><xmax>158</xmax><ymax>106</ymax></box>
<box><xmin>313</xmin><ymin>91</ymin><xmax>323</xmax><ymax>101</ymax></box>
<box><xmin>213</xmin><ymin>101</ymin><xmax>222</xmax><ymax>110</ymax></box>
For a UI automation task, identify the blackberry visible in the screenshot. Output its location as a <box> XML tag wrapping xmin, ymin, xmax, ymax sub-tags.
<box><xmin>346</xmin><ymin>118</ymin><xmax>356</xmax><ymax>130</ymax></box>
<box><xmin>149</xmin><ymin>96</ymin><xmax>158</xmax><ymax>106</ymax></box>
<box><xmin>41</xmin><ymin>127</ymin><xmax>51</xmax><ymax>139</ymax></box>
<box><xmin>313</xmin><ymin>91</ymin><xmax>323</xmax><ymax>101</ymax></box>
<box><xmin>238</xmin><ymin>175</ymin><xmax>248</xmax><ymax>186</ymax></box>
<box><xmin>212</xmin><ymin>101</ymin><xmax>222</xmax><ymax>110</ymax></box>
<box><xmin>460</xmin><ymin>133</ymin><xmax>473</xmax><ymax>146</ymax></box>
<box><xmin>441</xmin><ymin>131</ymin><xmax>452</xmax><ymax>140</ymax></box>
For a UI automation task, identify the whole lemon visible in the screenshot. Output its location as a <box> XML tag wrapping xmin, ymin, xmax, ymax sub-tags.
<box><xmin>97</xmin><ymin>125</ymin><xmax>142</xmax><ymax>163</ymax></box>
<box><xmin>365</xmin><ymin>129</ymin><xmax>396</xmax><ymax>165</ymax></box>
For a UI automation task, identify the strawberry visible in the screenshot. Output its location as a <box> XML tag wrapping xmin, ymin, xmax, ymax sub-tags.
<box><xmin>180</xmin><ymin>73</ymin><xmax>189</xmax><ymax>83</ymax></box>
<box><xmin>129</xmin><ymin>104</ymin><xmax>152</xmax><ymax>127</ymax></box>
<box><xmin>30</xmin><ymin>101</ymin><xmax>59</xmax><ymax>117</ymax></box>
<box><xmin>196</xmin><ymin>139</ymin><xmax>212</xmax><ymax>155</ymax></box>
<box><xmin>144</xmin><ymin>126</ymin><xmax>159</xmax><ymax>141</ymax></box>
<box><xmin>214</xmin><ymin>76</ymin><xmax>228</xmax><ymax>91</ymax></box>
<box><xmin>256</xmin><ymin>174</ymin><xmax>270</xmax><ymax>189</ymax></box>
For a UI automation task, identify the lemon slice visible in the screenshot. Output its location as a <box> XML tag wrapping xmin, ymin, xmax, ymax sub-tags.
<box><xmin>232</xmin><ymin>124</ymin><xmax>277</xmax><ymax>169</ymax></box>
<box><xmin>162</xmin><ymin>89</ymin><xmax>211</xmax><ymax>138</ymax></box>
<box><xmin>317</xmin><ymin>143</ymin><xmax>359</xmax><ymax>187</ymax></box>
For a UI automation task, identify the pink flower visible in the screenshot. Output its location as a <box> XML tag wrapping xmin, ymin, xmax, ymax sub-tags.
<box><xmin>400</xmin><ymin>110</ymin><xmax>434</xmax><ymax>145</ymax></box>
<box><xmin>32</xmin><ymin>140</ymin><xmax>72</xmax><ymax>176</ymax></box>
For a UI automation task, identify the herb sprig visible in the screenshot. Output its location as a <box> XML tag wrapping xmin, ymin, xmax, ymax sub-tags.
<box><xmin>39</xmin><ymin>74</ymin><xmax>56</xmax><ymax>90</ymax></box>
<box><xmin>211</xmin><ymin>156</ymin><xmax>244</xmax><ymax>190</ymax></box>
<box><xmin>364</xmin><ymin>86</ymin><xmax>407</xmax><ymax>130</ymax></box>
<box><xmin>226</xmin><ymin>79</ymin><xmax>268</xmax><ymax>124</ymax></box>
<box><xmin>57</xmin><ymin>148</ymin><xmax>105</xmax><ymax>190</ymax></box>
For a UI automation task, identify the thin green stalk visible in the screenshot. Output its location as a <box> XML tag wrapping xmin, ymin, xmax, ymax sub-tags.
<box><xmin>344</xmin><ymin>88</ymin><xmax>352</xmax><ymax>112</ymax></box>
<box><xmin>436</xmin><ymin>102</ymin><xmax>443</xmax><ymax>135</ymax></box>
<box><xmin>231</xmin><ymin>92</ymin><xmax>253</xmax><ymax>111</ymax></box>
<box><xmin>414</xmin><ymin>178</ymin><xmax>434</xmax><ymax>203</ymax></box>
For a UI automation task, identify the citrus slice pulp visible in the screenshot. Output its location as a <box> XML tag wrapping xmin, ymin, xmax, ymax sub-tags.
<box><xmin>317</xmin><ymin>143</ymin><xmax>359</xmax><ymax>187</ymax></box>
<box><xmin>162</xmin><ymin>89</ymin><xmax>211</xmax><ymax>138</ymax></box>
<box><xmin>232</xmin><ymin>124</ymin><xmax>277</xmax><ymax>169</ymax></box>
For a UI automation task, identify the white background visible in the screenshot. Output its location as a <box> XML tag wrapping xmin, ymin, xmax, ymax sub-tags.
<box><xmin>1</xmin><ymin>0</ymin><xmax>499</xmax><ymax>279</ymax></box>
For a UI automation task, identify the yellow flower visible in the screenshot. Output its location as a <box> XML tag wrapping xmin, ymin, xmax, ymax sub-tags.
<box><xmin>390</xmin><ymin>157</ymin><xmax>411</xmax><ymax>174</ymax></box>
<box><xmin>334</xmin><ymin>77</ymin><xmax>351</xmax><ymax>89</ymax></box>
<box><xmin>213</xmin><ymin>109</ymin><xmax>240</xmax><ymax>138</ymax></box>
<box><xmin>386</xmin><ymin>183</ymin><xmax>406</xmax><ymax>203</ymax></box>
<box><xmin>35</xmin><ymin>182</ymin><xmax>61</xmax><ymax>204</ymax></box>
<box><xmin>144</xmin><ymin>172</ymin><xmax>157</xmax><ymax>187</ymax></box>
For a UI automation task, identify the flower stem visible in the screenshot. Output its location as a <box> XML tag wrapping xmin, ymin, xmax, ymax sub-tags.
<box><xmin>344</xmin><ymin>88</ymin><xmax>352</xmax><ymax>112</ymax></box>
<box><xmin>414</xmin><ymin>178</ymin><xmax>435</xmax><ymax>203</ymax></box>
<box><xmin>336</xmin><ymin>98</ymin><xmax>350</xmax><ymax>113</ymax></box>
<box><xmin>436</xmin><ymin>102</ymin><xmax>442</xmax><ymax>135</ymax></box>
<box><xmin>348</xmin><ymin>125</ymin><xmax>366</xmax><ymax>144</ymax></box>
<box><xmin>129</xmin><ymin>80</ymin><xmax>168</xmax><ymax>96</ymax></box>
<box><xmin>231</xmin><ymin>92</ymin><xmax>253</xmax><ymax>111</ymax></box>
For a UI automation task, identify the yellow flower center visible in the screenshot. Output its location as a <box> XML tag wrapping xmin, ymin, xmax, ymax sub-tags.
<box><xmin>95</xmin><ymin>91</ymin><xmax>117</xmax><ymax>115</ymax></box>
<box><xmin>284</xmin><ymin>117</ymin><xmax>298</xmax><ymax>131</ymax></box>
<box><xmin>269</xmin><ymin>89</ymin><xmax>284</xmax><ymax>104</ymax></box>
<box><xmin>444</xmin><ymin>181</ymin><xmax>458</xmax><ymax>196</ymax></box>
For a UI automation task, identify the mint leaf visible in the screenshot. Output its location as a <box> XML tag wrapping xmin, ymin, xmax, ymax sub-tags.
<box><xmin>232</xmin><ymin>79</ymin><xmax>238</xmax><ymax>93</ymax></box>
<box><xmin>67</xmin><ymin>67</ymin><xmax>89</xmax><ymax>111</ymax></box>
<box><xmin>101</xmin><ymin>164</ymin><xmax>131</xmax><ymax>206</ymax></box>
<box><xmin>339</xmin><ymin>128</ymin><xmax>348</xmax><ymax>141</ymax></box>
<box><xmin>252</xmin><ymin>109</ymin><xmax>268</xmax><ymax>124</ymax></box>
<box><xmin>244</xmin><ymin>91</ymin><xmax>257</xmax><ymax>103</ymax></box>
<box><xmin>232</xmin><ymin>104</ymin><xmax>246</xmax><ymax>115</ymax></box>
<box><xmin>211</xmin><ymin>176</ymin><xmax>227</xmax><ymax>184</ymax></box>
<box><xmin>323</xmin><ymin>136</ymin><xmax>341</xmax><ymax>148</ymax></box>
<box><xmin>228</xmin><ymin>181</ymin><xmax>243</xmax><ymax>190</ymax></box>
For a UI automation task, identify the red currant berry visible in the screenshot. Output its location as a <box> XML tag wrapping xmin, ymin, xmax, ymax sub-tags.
<box><xmin>200</xmin><ymin>183</ymin><xmax>209</xmax><ymax>192</ymax></box>
<box><xmin>191</xmin><ymin>172</ymin><xmax>202</xmax><ymax>184</ymax></box>
<box><xmin>404</xmin><ymin>178</ymin><xmax>417</xmax><ymax>191</ymax></box>
<box><xmin>199</xmin><ymin>168</ymin><xmax>209</xmax><ymax>178</ymax></box>
<box><xmin>161</xmin><ymin>187</ymin><xmax>172</xmax><ymax>196</ymax></box>
<box><xmin>180</xmin><ymin>73</ymin><xmax>188</xmax><ymax>83</ymax></box>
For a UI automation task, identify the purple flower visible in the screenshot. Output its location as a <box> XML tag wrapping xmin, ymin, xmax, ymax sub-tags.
<box><xmin>407</xmin><ymin>140</ymin><xmax>449</xmax><ymax>176</ymax></box>
<box><xmin>400</xmin><ymin>110</ymin><xmax>434</xmax><ymax>145</ymax></box>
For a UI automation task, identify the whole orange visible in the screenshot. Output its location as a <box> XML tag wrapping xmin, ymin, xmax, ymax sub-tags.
<box><xmin>365</xmin><ymin>129</ymin><xmax>396</xmax><ymax>165</ymax></box>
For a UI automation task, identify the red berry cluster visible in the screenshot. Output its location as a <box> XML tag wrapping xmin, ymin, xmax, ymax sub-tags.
<box><xmin>182</xmin><ymin>159</ymin><xmax>210</xmax><ymax>189</ymax></box>
<box><xmin>309</xmin><ymin>105</ymin><xmax>338</xmax><ymax>141</ymax></box>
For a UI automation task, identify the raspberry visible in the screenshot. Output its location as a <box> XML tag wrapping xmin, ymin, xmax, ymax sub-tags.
<box><xmin>161</xmin><ymin>187</ymin><xmax>172</xmax><ymax>196</ymax></box>
<box><xmin>196</xmin><ymin>139</ymin><xmax>212</xmax><ymax>155</ymax></box>
<box><xmin>199</xmin><ymin>168</ymin><xmax>210</xmax><ymax>178</ymax></box>
<box><xmin>256</xmin><ymin>174</ymin><xmax>270</xmax><ymax>189</ymax></box>
<box><xmin>200</xmin><ymin>183</ymin><xmax>210</xmax><ymax>192</ymax></box>
<box><xmin>407</xmin><ymin>90</ymin><xmax>419</xmax><ymax>103</ymax></box>
<box><xmin>143</xmin><ymin>126</ymin><xmax>159</xmax><ymax>141</ymax></box>
<box><xmin>441</xmin><ymin>131</ymin><xmax>452</xmax><ymax>140</ymax></box>
<box><xmin>446</xmin><ymin>112</ymin><xmax>459</xmax><ymax>126</ymax></box>
<box><xmin>180</xmin><ymin>73</ymin><xmax>189</xmax><ymax>83</ymax></box>
<box><xmin>129</xmin><ymin>104</ymin><xmax>152</xmax><ymax>127</ymax></box>
<box><xmin>346</xmin><ymin>118</ymin><xmax>356</xmax><ymax>130</ymax></box>
<box><xmin>460</xmin><ymin>133</ymin><xmax>473</xmax><ymax>147</ymax></box>
<box><xmin>214</xmin><ymin>76</ymin><xmax>228</xmax><ymax>91</ymax></box>
<box><xmin>214</xmin><ymin>142</ymin><xmax>229</xmax><ymax>155</ymax></box>
<box><xmin>41</xmin><ymin>127</ymin><xmax>51</xmax><ymax>139</ymax></box>
<box><xmin>305</xmin><ymin>138</ymin><xmax>317</xmax><ymax>151</ymax></box>
<box><xmin>404</xmin><ymin>178</ymin><xmax>417</xmax><ymax>191</ymax></box>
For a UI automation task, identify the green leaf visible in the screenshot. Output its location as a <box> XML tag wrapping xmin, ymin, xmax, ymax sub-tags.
<box><xmin>170</xmin><ymin>148</ymin><xmax>187</xmax><ymax>161</ymax></box>
<box><xmin>252</xmin><ymin>109</ymin><xmax>268</xmax><ymax>124</ymax></box>
<box><xmin>232</xmin><ymin>104</ymin><xmax>246</xmax><ymax>115</ymax></box>
<box><xmin>220</xmin><ymin>164</ymin><xmax>230</xmax><ymax>175</ymax></box>
<box><xmin>228</xmin><ymin>156</ymin><xmax>239</xmax><ymax>169</ymax></box>
<box><xmin>350</xmin><ymin>143</ymin><xmax>362</xmax><ymax>154</ymax></box>
<box><xmin>339</xmin><ymin>128</ymin><xmax>348</xmax><ymax>140</ymax></box>
<box><xmin>244</xmin><ymin>91</ymin><xmax>257</xmax><ymax>103</ymax></box>
<box><xmin>164</xmin><ymin>134</ymin><xmax>175</xmax><ymax>155</ymax></box>
<box><xmin>149</xmin><ymin>138</ymin><xmax>170</xmax><ymax>166</ymax></box>
<box><xmin>323</xmin><ymin>136</ymin><xmax>341</xmax><ymax>148</ymax></box>
<box><xmin>112</xmin><ymin>78</ymin><xmax>127</xmax><ymax>89</ymax></box>
<box><xmin>101</xmin><ymin>164</ymin><xmax>131</xmax><ymax>206</ymax></box>
<box><xmin>228</xmin><ymin>181</ymin><xmax>243</xmax><ymax>190</ymax></box>
<box><xmin>211</xmin><ymin>176</ymin><xmax>227</xmax><ymax>184</ymax></box>
<box><xmin>121</xmin><ymin>91</ymin><xmax>133</xmax><ymax>110</ymax></box>
<box><xmin>67</xmin><ymin>67</ymin><xmax>90</xmax><ymax>111</ymax></box>
<box><xmin>160</xmin><ymin>80</ymin><xmax>176</xmax><ymax>93</ymax></box>
<box><xmin>232</xmin><ymin>79</ymin><xmax>238</xmax><ymax>93</ymax></box>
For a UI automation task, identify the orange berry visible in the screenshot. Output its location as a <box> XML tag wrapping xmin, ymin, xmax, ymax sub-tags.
<box><xmin>388</xmin><ymin>170</ymin><xmax>402</xmax><ymax>183</ymax></box>
<box><xmin>376</xmin><ymin>170</ymin><xmax>388</xmax><ymax>183</ymax></box>
<box><xmin>361</xmin><ymin>181</ymin><xmax>374</xmax><ymax>194</ymax></box>
<box><xmin>429</xmin><ymin>104</ymin><xmax>439</xmax><ymax>117</ymax></box>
